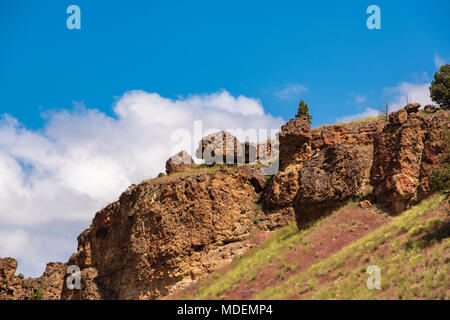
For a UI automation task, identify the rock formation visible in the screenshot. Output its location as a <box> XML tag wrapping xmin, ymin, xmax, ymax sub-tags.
<box><xmin>370</xmin><ymin>107</ymin><xmax>448</xmax><ymax>213</ymax></box>
<box><xmin>0</xmin><ymin>258</ymin><xmax>24</xmax><ymax>300</ymax></box>
<box><xmin>293</xmin><ymin>144</ymin><xmax>370</xmax><ymax>227</ymax></box>
<box><xmin>22</xmin><ymin>262</ymin><xmax>66</xmax><ymax>300</ymax></box>
<box><xmin>0</xmin><ymin>258</ymin><xmax>65</xmax><ymax>300</ymax></box>
<box><xmin>195</xmin><ymin>131</ymin><xmax>243</xmax><ymax>165</ymax></box>
<box><xmin>61</xmin><ymin>166</ymin><xmax>267</xmax><ymax>300</ymax></box>
<box><xmin>311</xmin><ymin>119</ymin><xmax>384</xmax><ymax>149</ymax></box>
<box><xmin>165</xmin><ymin>151</ymin><xmax>195</xmax><ymax>174</ymax></box>
<box><xmin>278</xmin><ymin>117</ymin><xmax>312</xmax><ymax>171</ymax></box>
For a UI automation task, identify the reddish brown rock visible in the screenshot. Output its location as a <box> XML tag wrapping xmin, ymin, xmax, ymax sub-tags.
<box><xmin>293</xmin><ymin>144</ymin><xmax>370</xmax><ymax>228</ymax></box>
<box><xmin>404</xmin><ymin>103</ymin><xmax>420</xmax><ymax>114</ymax></box>
<box><xmin>195</xmin><ymin>131</ymin><xmax>243</xmax><ymax>165</ymax></box>
<box><xmin>61</xmin><ymin>166</ymin><xmax>267</xmax><ymax>300</ymax></box>
<box><xmin>359</xmin><ymin>200</ymin><xmax>373</xmax><ymax>208</ymax></box>
<box><xmin>0</xmin><ymin>258</ymin><xmax>24</xmax><ymax>300</ymax></box>
<box><xmin>388</xmin><ymin>109</ymin><xmax>408</xmax><ymax>125</ymax></box>
<box><xmin>278</xmin><ymin>117</ymin><xmax>312</xmax><ymax>171</ymax></box>
<box><xmin>165</xmin><ymin>150</ymin><xmax>194</xmax><ymax>174</ymax></box>
<box><xmin>260</xmin><ymin>170</ymin><xmax>298</xmax><ymax>230</ymax></box>
<box><xmin>311</xmin><ymin>120</ymin><xmax>384</xmax><ymax>150</ymax></box>
<box><xmin>22</xmin><ymin>262</ymin><xmax>66</xmax><ymax>300</ymax></box>
<box><xmin>370</xmin><ymin>110</ymin><xmax>449</xmax><ymax>213</ymax></box>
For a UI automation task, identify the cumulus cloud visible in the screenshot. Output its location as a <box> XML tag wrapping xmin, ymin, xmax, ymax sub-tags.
<box><xmin>336</xmin><ymin>107</ymin><xmax>381</xmax><ymax>123</ymax></box>
<box><xmin>385</xmin><ymin>82</ymin><xmax>432</xmax><ymax>111</ymax></box>
<box><xmin>274</xmin><ymin>83</ymin><xmax>308</xmax><ymax>100</ymax></box>
<box><xmin>0</xmin><ymin>89</ymin><xmax>284</xmax><ymax>276</ymax></box>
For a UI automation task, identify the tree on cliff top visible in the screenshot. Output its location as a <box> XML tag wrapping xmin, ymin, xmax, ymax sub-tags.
<box><xmin>430</xmin><ymin>64</ymin><xmax>450</xmax><ymax>110</ymax></box>
<box><xmin>295</xmin><ymin>99</ymin><xmax>312</xmax><ymax>123</ymax></box>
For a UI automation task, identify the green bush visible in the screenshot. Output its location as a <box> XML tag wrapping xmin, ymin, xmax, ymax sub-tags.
<box><xmin>430</xmin><ymin>64</ymin><xmax>450</xmax><ymax>109</ymax></box>
<box><xmin>295</xmin><ymin>99</ymin><xmax>312</xmax><ymax>123</ymax></box>
<box><xmin>29</xmin><ymin>286</ymin><xmax>44</xmax><ymax>300</ymax></box>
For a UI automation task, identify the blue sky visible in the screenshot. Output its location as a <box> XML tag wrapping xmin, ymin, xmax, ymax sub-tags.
<box><xmin>1</xmin><ymin>0</ymin><xmax>449</xmax><ymax>128</ymax></box>
<box><xmin>0</xmin><ymin>1</ymin><xmax>449</xmax><ymax>276</ymax></box>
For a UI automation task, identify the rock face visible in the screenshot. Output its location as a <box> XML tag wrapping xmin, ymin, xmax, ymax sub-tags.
<box><xmin>165</xmin><ymin>151</ymin><xmax>194</xmax><ymax>174</ymax></box>
<box><xmin>196</xmin><ymin>131</ymin><xmax>243</xmax><ymax>165</ymax></box>
<box><xmin>0</xmin><ymin>258</ymin><xmax>24</xmax><ymax>300</ymax></box>
<box><xmin>370</xmin><ymin>109</ymin><xmax>448</xmax><ymax>213</ymax></box>
<box><xmin>278</xmin><ymin>117</ymin><xmax>312</xmax><ymax>171</ymax></box>
<box><xmin>62</xmin><ymin>166</ymin><xmax>266</xmax><ymax>300</ymax></box>
<box><xmin>22</xmin><ymin>262</ymin><xmax>66</xmax><ymax>300</ymax></box>
<box><xmin>0</xmin><ymin>258</ymin><xmax>65</xmax><ymax>300</ymax></box>
<box><xmin>293</xmin><ymin>144</ymin><xmax>370</xmax><ymax>228</ymax></box>
<box><xmin>311</xmin><ymin>119</ymin><xmax>384</xmax><ymax>149</ymax></box>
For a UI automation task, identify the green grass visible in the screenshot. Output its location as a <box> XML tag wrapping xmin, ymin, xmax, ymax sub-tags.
<box><xmin>252</xmin><ymin>194</ymin><xmax>448</xmax><ymax>300</ymax></box>
<box><xmin>185</xmin><ymin>215</ymin><xmax>330</xmax><ymax>299</ymax></box>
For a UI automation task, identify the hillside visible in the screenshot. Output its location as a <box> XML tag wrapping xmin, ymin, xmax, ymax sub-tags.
<box><xmin>1</xmin><ymin>104</ymin><xmax>449</xmax><ymax>300</ymax></box>
<box><xmin>173</xmin><ymin>194</ymin><xmax>449</xmax><ymax>300</ymax></box>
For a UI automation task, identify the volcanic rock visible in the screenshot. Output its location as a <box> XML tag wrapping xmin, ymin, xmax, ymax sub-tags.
<box><xmin>388</xmin><ymin>109</ymin><xmax>408</xmax><ymax>125</ymax></box>
<box><xmin>278</xmin><ymin>117</ymin><xmax>312</xmax><ymax>171</ymax></box>
<box><xmin>370</xmin><ymin>110</ymin><xmax>449</xmax><ymax>213</ymax></box>
<box><xmin>404</xmin><ymin>103</ymin><xmax>420</xmax><ymax>114</ymax></box>
<box><xmin>0</xmin><ymin>258</ymin><xmax>24</xmax><ymax>300</ymax></box>
<box><xmin>165</xmin><ymin>151</ymin><xmax>195</xmax><ymax>174</ymax></box>
<box><xmin>195</xmin><ymin>131</ymin><xmax>243</xmax><ymax>165</ymax></box>
<box><xmin>61</xmin><ymin>166</ymin><xmax>267</xmax><ymax>300</ymax></box>
<box><xmin>293</xmin><ymin>144</ymin><xmax>370</xmax><ymax>228</ymax></box>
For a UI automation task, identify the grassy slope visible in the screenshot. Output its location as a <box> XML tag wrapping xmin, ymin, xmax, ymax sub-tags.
<box><xmin>182</xmin><ymin>194</ymin><xmax>449</xmax><ymax>300</ymax></box>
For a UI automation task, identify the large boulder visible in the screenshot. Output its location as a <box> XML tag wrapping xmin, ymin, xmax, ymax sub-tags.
<box><xmin>61</xmin><ymin>166</ymin><xmax>267</xmax><ymax>300</ymax></box>
<box><xmin>370</xmin><ymin>110</ymin><xmax>449</xmax><ymax>213</ymax></box>
<box><xmin>293</xmin><ymin>144</ymin><xmax>370</xmax><ymax>228</ymax></box>
<box><xmin>165</xmin><ymin>151</ymin><xmax>194</xmax><ymax>174</ymax></box>
<box><xmin>404</xmin><ymin>103</ymin><xmax>420</xmax><ymax>114</ymax></box>
<box><xmin>195</xmin><ymin>131</ymin><xmax>243</xmax><ymax>165</ymax></box>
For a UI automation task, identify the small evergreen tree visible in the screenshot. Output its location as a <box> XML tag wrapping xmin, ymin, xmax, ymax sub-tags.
<box><xmin>430</xmin><ymin>64</ymin><xmax>450</xmax><ymax>110</ymax></box>
<box><xmin>295</xmin><ymin>99</ymin><xmax>312</xmax><ymax>123</ymax></box>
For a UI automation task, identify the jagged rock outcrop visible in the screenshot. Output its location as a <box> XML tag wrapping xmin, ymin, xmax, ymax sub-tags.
<box><xmin>0</xmin><ymin>258</ymin><xmax>66</xmax><ymax>300</ymax></box>
<box><xmin>22</xmin><ymin>262</ymin><xmax>66</xmax><ymax>300</ymax></box>
<box><xmin>293</xmin><ymin>144</ymin><xmax>370</xmax><ymax>228</ymax></box>
<box><xmin>311</xmin><ymin>119</ymin><xmax>384</xmax><ymax>149</ymax></box>
<box><xmin>165</xmin><ymin>150</ymin><xmax>194</xmax><ymax>174</ymax></box>
<box><xmin>61</xmin><ymin>166</ymin><xmax>267</xmax><ymax>300</ymax></box>
<box><xmin>370</xmin><ymin>108</ymin><xmax>449</xmax><ymax>213</ymax></box>
<box><xmin>195</xmin><ymin>131</ymin><xmax>243</xmax><ymax>164</ymax></box>
<box><xmin>278</xmin><ymin>117</ymin><xmax>312</xmax><ymax>171</ymax></box>
<box><xmin>0</xmin><ymin>258</ymin><xmax>24</xmax><ymax>300</ymax></box>
<box><xmin>260</xmin><ymin>117</ymin><xmax>312</xmax><ymax>228</ymax></box>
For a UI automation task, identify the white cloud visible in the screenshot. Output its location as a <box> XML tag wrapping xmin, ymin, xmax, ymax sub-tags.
<box><xmin>274</xmin><ymin>83</ymin><xmax>308</xmax><ymax>100</ymax></box>
<box><xmin>0</xmin><ymin>89</ymin><xmax>284</xmax><ymax>277</ymax></box>
<box><xmin>354</xmin><ymin>95</ymin><xmax>367</xmax><ymax>104</ymax></box>
<box><xmin>336</xmin><ymin>107</ymin><xmax>381</xmax><ymax>123</ymax></box>
<box><xmin>434</xmin><ymin>54</ymin><xmax>445</xmax><ymax>69</ymax></box>
<box><xmin>385</xmin><ymin>82</ymin><xmax>432</xmax><ymax>111</ymax></box>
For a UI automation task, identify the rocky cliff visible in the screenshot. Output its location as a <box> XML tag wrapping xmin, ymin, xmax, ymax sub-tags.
<box><xmin>1</xmin><ymin>104</ymin><xmax>448</xmax><ymax>300</ymax></box>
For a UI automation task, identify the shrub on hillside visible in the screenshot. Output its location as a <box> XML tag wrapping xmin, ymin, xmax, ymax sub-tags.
<box><xmin>295</xmin><ymin>99</ymin><xmax>312</xmax><ymax>123</ymax></box>
<box><xmin>430</xmin><ymin>64</ymin><xmax>450</xmax><ymax>110</ymax></box>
